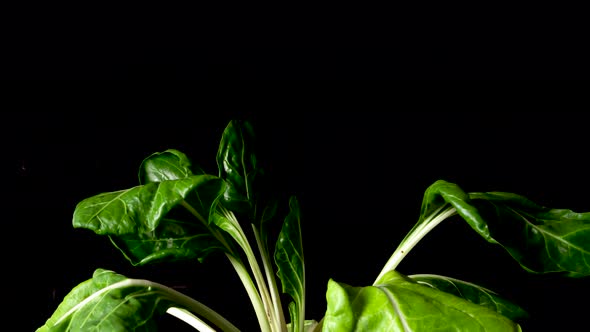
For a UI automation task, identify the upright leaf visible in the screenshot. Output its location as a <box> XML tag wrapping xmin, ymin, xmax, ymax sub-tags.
<box><xmin>275</xmin><ymin>196</ymin><xmax>305</xmax><ymax>332</ymax></box>
<box><xmin>324</xmin><ymin>270</ymin><xmax>521</xmax><ymax>332</ymax></box>
<box><xmin>216</xmin><ymin>120</ymin><xmax>261</xmax><ymax>214</ymax></box>
<box><xmin>409</xmin><ymin>274</ymin><xmax>528</xmax><ymax>321</ymax></box>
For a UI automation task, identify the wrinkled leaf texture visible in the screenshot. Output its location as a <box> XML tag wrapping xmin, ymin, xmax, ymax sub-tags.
<box><xmin>73</xmin><ymin>149</ymin><xmax>229</xmax><ymax>265</ymax></box>
<box><xmin>37</xmin><ymin>269</ymin><xmax>167</xmax><ymax>332</ymax></box>
<box><xmin>422</xmin><ymin>180</ymin><xmax>590</xmax><ymax>277</ymax></box>
<box><xmin>323</xmin><ymin>270</ymin><xmax>521</xmax><ymax>332</ymax></box>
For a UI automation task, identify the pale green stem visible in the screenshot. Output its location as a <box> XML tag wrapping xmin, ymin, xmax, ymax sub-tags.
<box><xmin>252</xmin><ymin>225</ymin><xmax>288</xmax><ymax>332</ymax></box>
<box><xmin>180</xmin><ymin>201</ymin><xmax>275</xmax><ymax>331</ymax></box>
<box><xmin>226</xmin><ymin>254</ymin><xmax>272</xmax><ymax>332</ymax></box>
<box><xmin>374</xmin><ymin>206</ymin><xmax>457</xmax><ymax>285</ymax></box>
<box><xmin>52</xmin><ymin>278</ymin><xmax>240</xmax><ymax>332</ymax></box>
<box><xmin>221</xmin><ymin>210</ymin><xmax>277</xmax><ymax>330</ymax></box>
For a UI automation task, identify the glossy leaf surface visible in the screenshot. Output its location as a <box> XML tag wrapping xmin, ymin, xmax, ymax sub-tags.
<box><xmin>216</xmin><ymin>120</ymin><xmax>261</xmax><ymax>214</ymax></box>
<box><xmin>469</xmin><ymin>191</ymin><xmax>590</xmax><ymax>277</ymax></box>
<box><xmin>420</xmin><ymin>180</ymin><xmax>590</xmax><ymax>276</ymax></box>
<box><xmin>74</xmin><ymin>174</ymin><xmax>220</xmax><ymax>235</ymax></box>
<box><xmin>419</xmin><ymin>180</ymin><xmax>491</xmax><ymax>241</ymax></box>
<box><xmin>139</xmin><ymin>149</ymin><xmax>204</xmax><ymax>184</ymax></box>
<box><xmin>275</xmin><ymin>196</ymin><xmax>305</xmax><ymax>332</ymax></box>
<box><xmin>73</xmin><ymin>174</ymin><xmax>228</xmax><ymax>265</ymax></box>
<box><xmin>409</xmin><ymin>274</ymin><xmax>528</xmax><ymax>320</ymax></box>
<box><xmin>110</xmin><ymin>216</ymin><xmax>227</xmax><ymax>265</ymax></box>
<box><xmin>37</xmin><ymin>269</ymin><xmax>165</xmax><ymax>332</ymax></box>
<box><xmin>323</xmin><ymin>270</ymin><xmax>521</xmax><ymax>332</ymax></box>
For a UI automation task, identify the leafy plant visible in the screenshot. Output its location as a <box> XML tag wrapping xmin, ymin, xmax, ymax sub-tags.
<box><xmin>38</xmin><ymin>119</ymin><xmax>590</xmax><ymax>332</ymax></box>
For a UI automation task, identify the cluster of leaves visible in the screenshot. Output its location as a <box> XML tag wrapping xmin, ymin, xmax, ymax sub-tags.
<box><xmin>38</xmin><ymin>120</ymin><xmax>590</xmax><ymax>332</ymax></box>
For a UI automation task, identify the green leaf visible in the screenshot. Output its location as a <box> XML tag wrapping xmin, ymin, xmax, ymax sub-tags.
<box><xmin>412</xmin><ymin>180</ymin><xmax>590</xmax><ymax>277</ymax></box>
<box><xmin>73</xmin><ymin>175</ymin><xmax>229</xmax><ymax>265</ymax></box>
<box><xmin>138</xmin><ymin>149</ymin><xmax>219</xmax><ymax>219</ymax></box>
<box><xmin>409</xmin><ymin>274</ymin><xmax>528</xmax><ymax>321</ymax></box>
<box><xmin>135</xmin><ymin>149</ymin><xmax>238</xmax><ymax>262</ymax></box>
<box><xmin>139</xmin><ymin>149</ymin><xmax>205</xmax><ymax>184</ymax></box>
<box><xmin>36</xmin><ymin>269</ymin><xmax>164</xmax><ymax>332</ymax></box>
<box><xmin>275</xmin><ymin>196</ymin><xmax>305</xmax><ymax>332</ymax></box>
<box><xmin>323</xmin><ymin>270</ymin><xmax>521</xmax><ymax>332</ymax></box>
<box><xmin>110</xmin><ymin>217</ymin><xmax>227</xmax><ymax>265</ymax></box>
<box><xmin>214</xmin><ymin>120</ymin><xmax>280</xmax><ymax>277</ymax></box>
<box><xmin>216</xmin><ymin>120</ymin><xmax>261</xmax><ymax>213</ymax></box>
<box><xmin>469</xmin><ymin>191</ymin><xmax>590</xmax><ymax>277</ymax></box>
<box><xmin>74</xmin><ymin>174</ymin><xmax>220</xmax><ymax>235</ymax></box>
<box><xmin>419</xmin><ymin>180</ymin><xmax>492</xmax><ymax>241</ymax></box>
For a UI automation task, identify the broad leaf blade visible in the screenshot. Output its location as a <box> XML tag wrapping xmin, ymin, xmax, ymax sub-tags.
<box><xmin>110</xmin><ymin>217</ymin><xmax>227</xmax><ymax>265</ymax></box>
<box><xmin>37</xmin><ymin>269</ymin><xmax>166</xmax><ymax>332</ymax></box>
<box><xmin>275</xmin><ymin>196</ymin><xmax>305</xmax><ymax>332</ymax></box>
<box><xmin>418</xmin><ymin>180</ymin><xmax>590</xmax><ymax>277</ymax></box>
<box><xmin>323</xmin><ymin>270</ymin><xmax>521</xmax><ymax>332</ymax></box>
<box><xmin>469</xmin><ymin>192</ymin><xmax>590</xmax><ymax>277</ymax></box>
<box><xmin>73</xmin><ymin>175</ymin><xmax>221</xmax><ymax>235</ymax></box>
<box><xmin>216</xmin><ymin>120</ymin><xmax>261</xmax><ymax>213</ymax></box>
<box><xmin>74</xmin><ymin>175</ymin><xmax>229</xmax><ymax>265</ymax></box>
<box><xmin>137</xmin><ymin>149</ymin><xmax>235</xmax><ymax>228</ymax></box>
<box><xmin>409</xmin><ymin>274</ymin><xmax>528</xmax><ymax>320</ymax></box>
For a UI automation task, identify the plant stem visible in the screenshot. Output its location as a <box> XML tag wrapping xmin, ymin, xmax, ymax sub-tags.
<box><xmin>166</xmin><ymin>307</ymin><xmax>216</xmax><ymax>332</ymax></box>
<box><xmin>222</xmin><ymin>210</ymin><xmax>277</xmax><ymax>330</ymax></box>
<box><xmin>374</xmin><ymin>206</ymin><xmax>457</xmax><ymax>285</ymax></box>
<box><xmin>226</xmin><ymin>254</ymin><xmax>272</xmax><ymax>332</ymax></box>
<box><xmin>252</xmin><ymin>224</ymin><xmax>288</xmax><ymax>332</ymax></box>
<box><xmin>182</xmin><ymin>201</ymin><xmax>275</xmax><ymax>331</ymax></box>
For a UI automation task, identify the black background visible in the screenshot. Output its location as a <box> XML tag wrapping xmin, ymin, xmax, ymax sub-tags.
<box><xmin>8</xmin><ymin>104</ymin><xmax>590</xmax><ymax>331</ymax></box>
<box><xmin>2</xmin><ymin>2</ymin><xmax>589</xmax><ymax>79</ymax></box>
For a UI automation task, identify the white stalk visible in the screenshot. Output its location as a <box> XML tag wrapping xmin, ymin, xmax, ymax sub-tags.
<box><xmin>220</xmin><ymin>209</ymin><xmax>277</xmax><ymax>329</ymax></box>
<box><xmin>374</xmin><ymin>206</ymin><xmax>457</xmax><ymax>285</ymax></box>
<box><xmin>252</xmin><ymin>224</ymin><xmax>288</xmax><ymax>332</ymax></box>
<box><xmin>226</xmin><ymin>254</ymin><xmax>272</xmax><ymax>332</ymax></box>
<box><xmin>166</xmin><ymin>307</ymin><xmax>216</xmax><ymax>332</ymax></box>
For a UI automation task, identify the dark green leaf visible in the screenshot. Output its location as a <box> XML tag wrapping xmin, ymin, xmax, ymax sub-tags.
<box><xmin>418</xmin><ymin>180</ymin><xmax>590</xmax><ymax>276</ymax></box>
<box><xmin>36</xmin><ymin>269</ymin><xmax>165</xmax><ymax>332</ymax></box>
<box><xmin>139</xmin><ymin>149</ymin><xmax>204</xmax><ymax>184</ymax></box>
<box><xmin>73</xmin><ymin>175</ymin><xmax>229</xmax><ymax>265</ymax></box>
<box><xmin>257</xmin><ymin>198</ymin><xmax>279</xmax><ymax>254</ymax></box>
<box><xmin>275</xmin><ymin>196</ymin><xmax>305</xmax><ymax>332</ymax></box>
<box><xmin>469</xmin><ymin>191</ymin><xmax>590</xmax><ymax>277</ymax></box>
<box><xmin>74</xmin><ymin>175</ymin><xmax>221</xmax><ymax>235</ymax></box>
<box><xmin>409</xmin><ymin>274</ymin><xmax>528</xmax><ymax>320</ymax></box>
<box><xmin>110</xmin><ymin>217</ymin><xmax>227</xmax><ymax>265</ymax></box>
<box><xmin>216</xmin><ymin>120</ymin><xmax>261</xmax><ymax>213</ymax></box>
<box><xmin>419</xmin><ymin>180</ymin><xmax>492</xmax><ymax>241</ymax></box>
<box><xmin>323</xmin><ymin>270</ymin><xmax>521</xmax><ymax>332</ymax></box>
